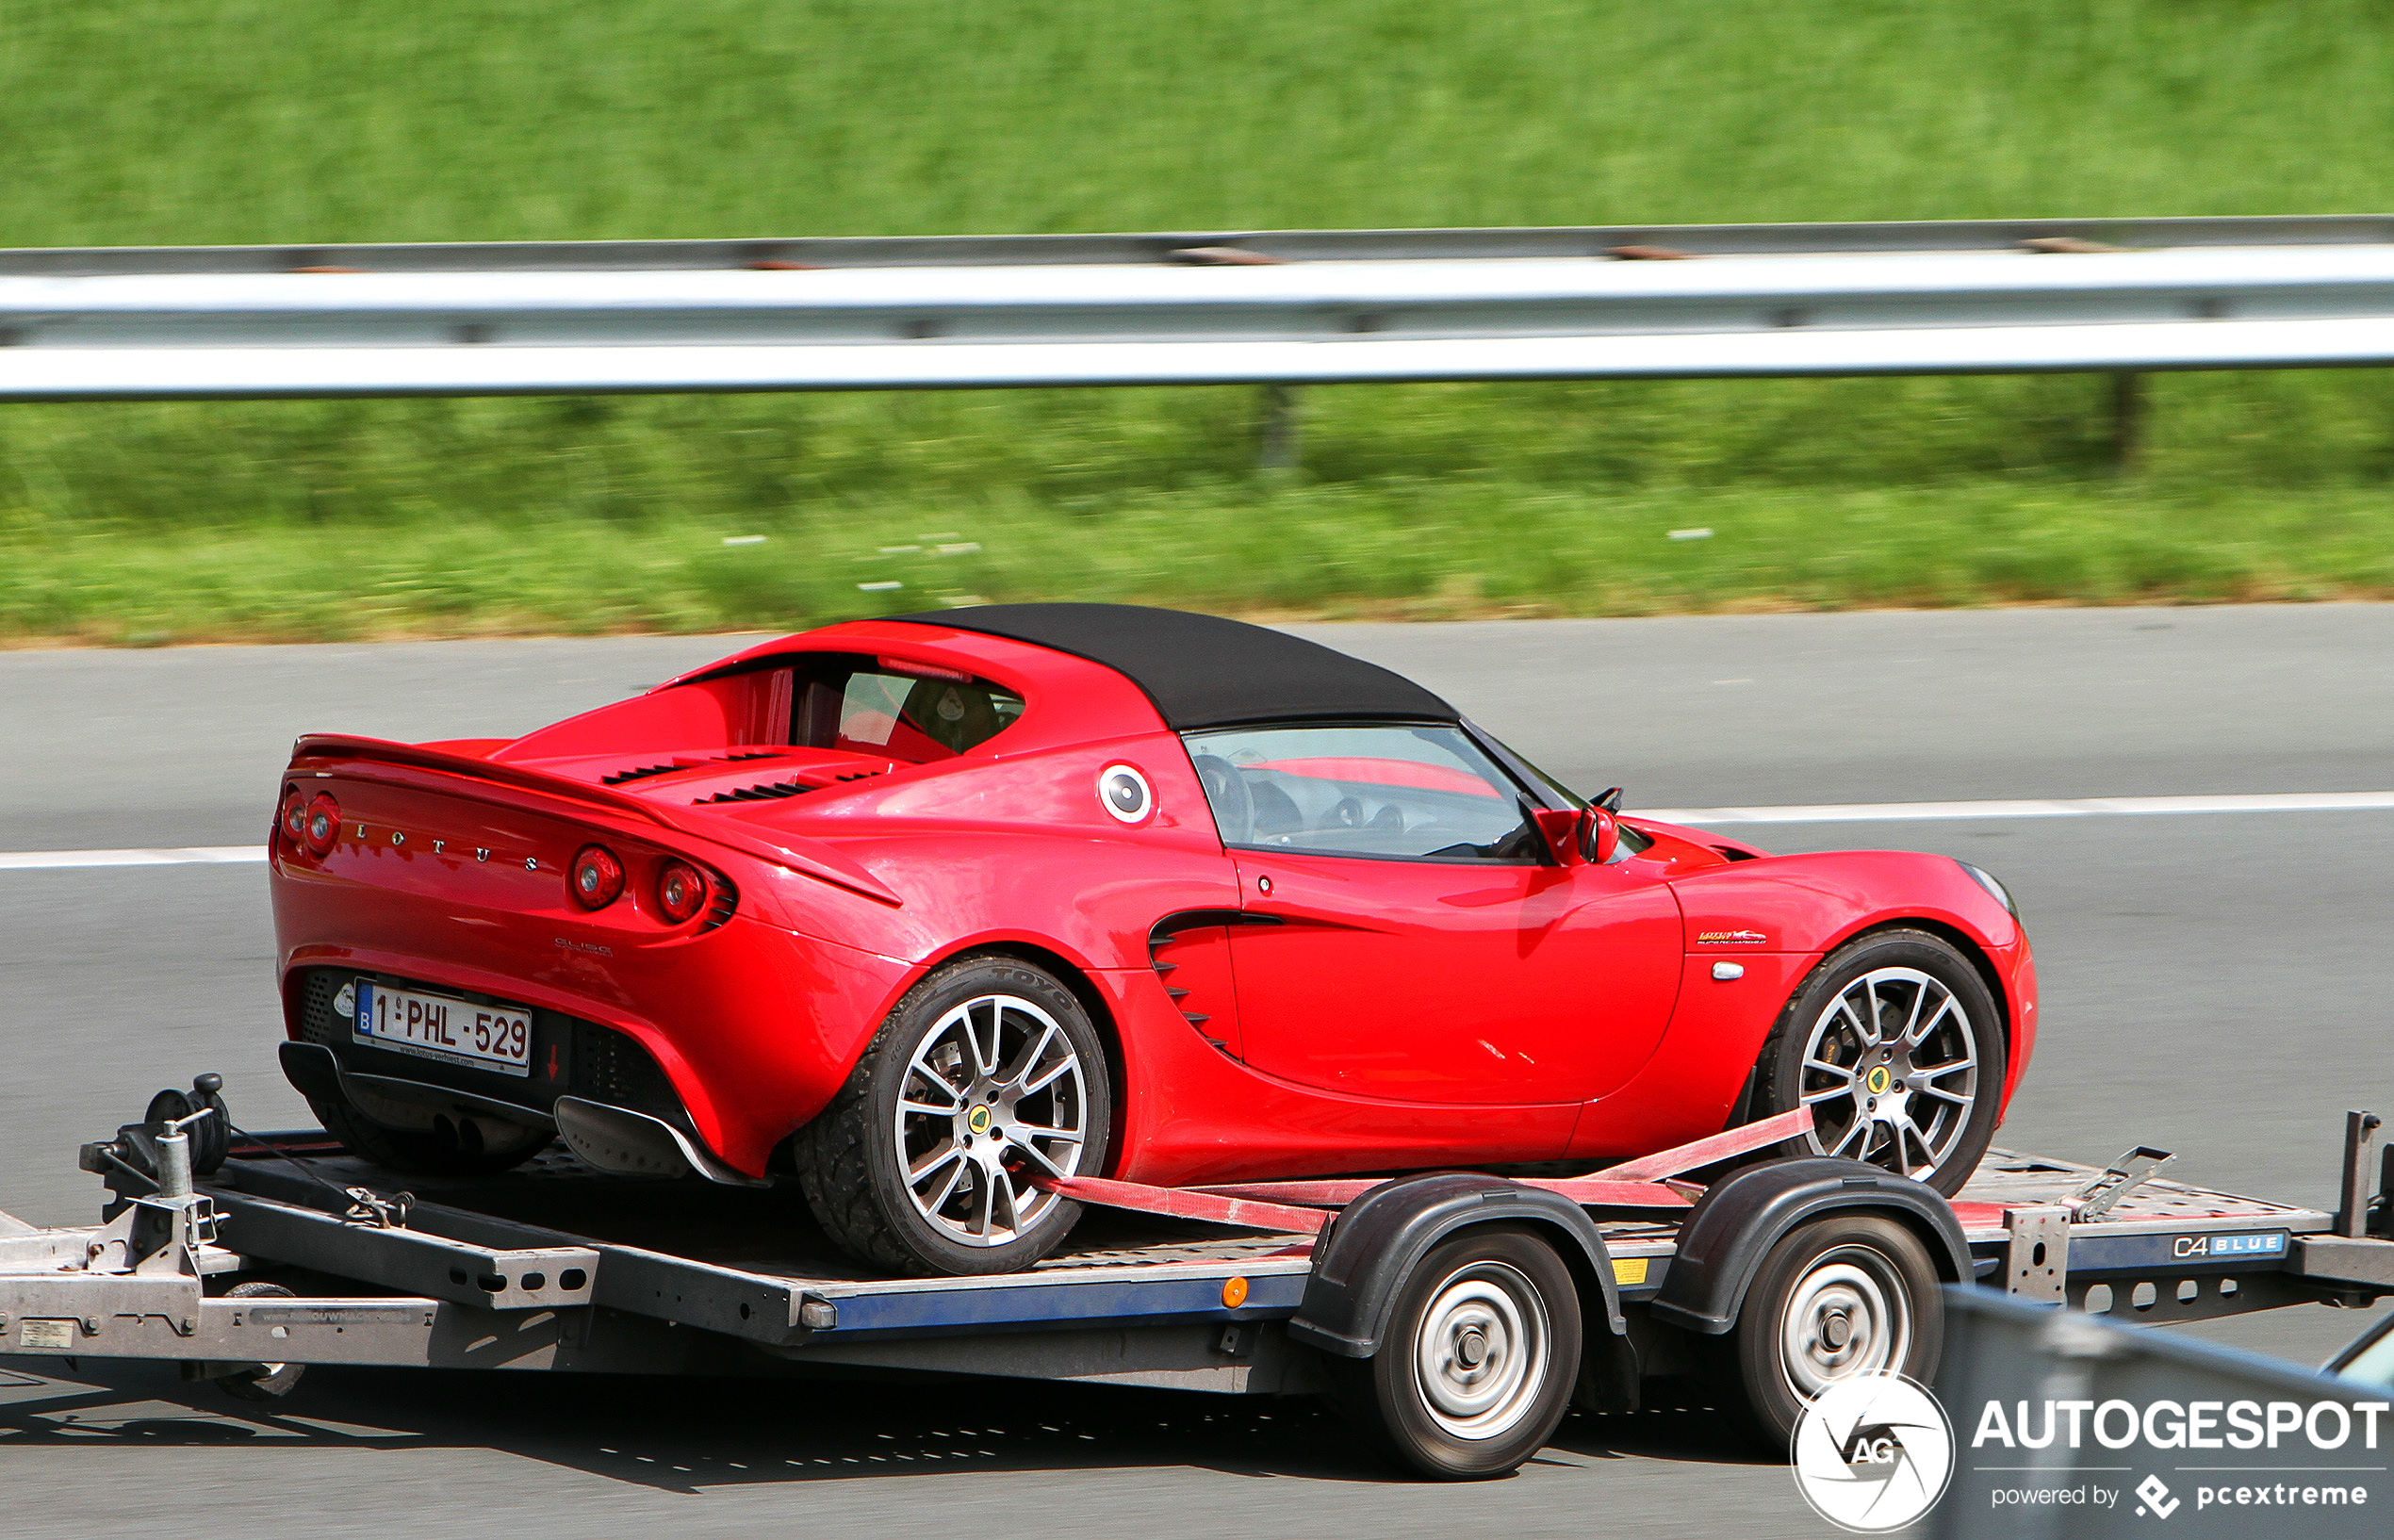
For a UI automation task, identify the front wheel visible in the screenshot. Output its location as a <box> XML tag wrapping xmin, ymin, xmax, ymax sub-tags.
<box><xmin>1331</xmin><ymin>1227</ymin><xmax>1582</xmax><ymax>1480</ymax></box>
<box><xmin>795</xmin><ymin>958</ymin><xmax>1112</xmax><ymax>1276</ymax></box>
<box><xmin>1750</xmin><ymin>928</ymin><xmax>2007</xmax><ymax>1196</ymax></box>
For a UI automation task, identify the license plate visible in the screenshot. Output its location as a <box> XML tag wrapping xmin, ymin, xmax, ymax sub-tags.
<box><xmin>350</xmin><ymin>981</ymin><xmax>532</xmax><ymax>1077</ymax></box>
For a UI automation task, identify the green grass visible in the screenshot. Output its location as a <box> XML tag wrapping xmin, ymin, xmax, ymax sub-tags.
<box><xmin>4</xmin><ymin>0</ymin><xmax>2394</xmax><ymax>641</ymax></box>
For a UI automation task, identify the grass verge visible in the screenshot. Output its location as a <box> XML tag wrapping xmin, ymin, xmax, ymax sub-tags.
<box><xmin>8</xmin><ymin>475</ymin><xmax>2388</xmax><ymax>647</ymax></box>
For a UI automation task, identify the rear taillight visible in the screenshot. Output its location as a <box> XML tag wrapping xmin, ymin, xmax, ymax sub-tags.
<box><xmin>570</xmin><ymin>844</ymin><xmax>625</xmax><ymax>910</ymax></box>
<box><xmin>278</xmin><ymin>789</ymin><xmax>308</xmax><ymax>847</ymax></box>
<box><xmin>303</xmin><ymin>794</ymin><xmax>340</xmax><ymax>857</ymax></box>
<box><xmin>655</xmin><ymin>860</ymin><xmax>708</xmax><ymax>924</ymax></box>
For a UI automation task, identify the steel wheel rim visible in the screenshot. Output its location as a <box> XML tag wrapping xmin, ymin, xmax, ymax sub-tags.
<box><xmin>1779</xmin><ymin>1247</ymin><xmax>1910</xmax><ymax>1401</ymax></box>
<box><xmin>1412</xmin><ymin>1261</ymin><xmax>1550</xmax><ymax>1440</ymax></box>
<box><xmin>894</xmin><ymin>992</ymin><xmax>1089</xmax><ymax>1247</ymax></box>
<box><xmin>1796</xmin><ymin>965</ymin><xmax>1979</xmax><ymax>1183</ymax></box>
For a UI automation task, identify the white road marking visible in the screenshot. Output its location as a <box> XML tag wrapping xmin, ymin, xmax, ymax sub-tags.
<box><xmin>1642</xmin><ymin>791</ymin><xmax>2394</xmax><ymax>825</ymax></box>
<box><xmin>0</xmin><ymin>790</ymin><xmax>2387</xmax><ymax>870</ymax></box>
<box><xmin>0</xmin><ymin>845</ymin><xmax>265</xmax><ymax>870</ymax></box>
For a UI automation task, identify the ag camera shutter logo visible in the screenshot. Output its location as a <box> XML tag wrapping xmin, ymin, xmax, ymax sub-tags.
<box><xmin>1792</xmin><ymin>1370</ymin><xmax>1956</xmax><ymax>1532</ymax></box>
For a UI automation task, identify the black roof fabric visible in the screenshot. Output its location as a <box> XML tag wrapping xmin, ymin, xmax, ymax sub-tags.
<box><xmin>889</xmin><ymin>603</ymin><xmax>1458</xmax><ymax>730</ymax></box>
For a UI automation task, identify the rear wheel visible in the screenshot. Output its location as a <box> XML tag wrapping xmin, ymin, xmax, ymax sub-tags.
<box><xmin>795</xmin><ymin>957</ymin><xmax>1111</xmax><ymax>1276</ymax></box>
<box><xmin>1704</xmin><ymin>1214</ymin><xmax>1944</xmax><ymax>1450</ymax></box>
<box><xmin>1751</xmin><ymin>928</ymin><xmax>2005</xmax><ymax>1196</ymax></box>
<box><xmin>307</xmin><ymin>1085</ymin><xmax>551</xmax><ymax>1178</ymax></box>
<box><xmin>1331</xmin><ymin>1227</ymin><xmax>1582</xmax><ymax>1480</ymax></box>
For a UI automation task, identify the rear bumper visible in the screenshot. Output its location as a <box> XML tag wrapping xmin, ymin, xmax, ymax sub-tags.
<box><xmin>286</xmin><ymin>965</ymin><xmax>686</xmax><ymax>1132</ymax></box>
<box><xmin>275</xmin><ymin>918</ymin><xmax>914</xmax><ymax>1177</ymax></box>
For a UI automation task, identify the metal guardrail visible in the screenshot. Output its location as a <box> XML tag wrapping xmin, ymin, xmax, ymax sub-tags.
<box><xmin>1928</xmin><ymin>1289</ymin><xmax>2388</xmax><ymax>1539</ymax></box>
<box><xmin>1</xmin><ymin>216</ymin><xmax>2391</xmax><ymax>401</ymax></box>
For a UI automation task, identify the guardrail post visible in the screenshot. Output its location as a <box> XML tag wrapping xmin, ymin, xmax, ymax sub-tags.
<box><xmin>2108</xmin><ymin>371</ymin><xmax>2145</xmax><ymax>472</ymax></box>
<box><xmin>1256</xmin><ymin>385</ymin><xmax>1302</xmax><ymax>473</ymax></box>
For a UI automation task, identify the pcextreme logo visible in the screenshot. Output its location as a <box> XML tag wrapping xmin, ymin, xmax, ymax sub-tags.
<box><xmin>1791</xmin><ymin>1370</ymin><xmax>1956</xmax><ymax>1532</ymax></box>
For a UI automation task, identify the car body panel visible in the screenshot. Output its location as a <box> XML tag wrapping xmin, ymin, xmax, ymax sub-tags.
<box><xmin>1222</xmin><ymin>850</ymin><xmax>1684</xmax><ymax>1105</ymax></box>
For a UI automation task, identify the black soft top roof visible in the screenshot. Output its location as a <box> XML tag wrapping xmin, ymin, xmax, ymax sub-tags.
<box><xmin>890</xmin><ymin>603</ymin><xmax>1457</xmax><ymax>730</ymax></box>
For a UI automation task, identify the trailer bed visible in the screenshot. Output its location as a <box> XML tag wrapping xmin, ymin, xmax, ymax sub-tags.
<box><xmin>7</xmin><ymin>1112</ymin><xmax>2390</xmax><ymax>1400</ymax></box>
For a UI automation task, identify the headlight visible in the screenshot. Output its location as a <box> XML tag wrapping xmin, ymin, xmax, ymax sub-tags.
<box><xmin>1956</xmin><ymin>860</ymin><xmax>2019</xmax><ymax>920</ymax></box>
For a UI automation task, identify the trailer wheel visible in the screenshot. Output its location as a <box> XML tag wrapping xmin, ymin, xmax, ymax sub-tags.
<box><xmin>213</xmin><ymin>1282</ymin><xmax>305</xmax><ymax>1401</ymax></box>
<box><xmin>1706</xmin><ymin>1213</ymin><xmax>1943</xmax><ymax>1450</ymax></box>
<box><xmin>1331</xmin><ymin>1227</ymin><xmax>1582</xmax><ymax>1480</ymax></box>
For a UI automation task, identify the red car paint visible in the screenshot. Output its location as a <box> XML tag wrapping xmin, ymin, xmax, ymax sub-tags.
<box><xmin>270</xmin><ymin>614</ymin><xmax>2037</xmax><ymax>1184</ymax></box>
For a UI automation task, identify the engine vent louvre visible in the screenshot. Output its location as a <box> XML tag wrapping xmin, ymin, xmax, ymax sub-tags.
<box><xmin>701</xmin><ymin>875</ymin><xmax>740</xmax><ymax>933</ymax></box>
<box><xmin>604</xmin><ymin>749</ymin><xmax>789</xmax><ymax>787</ymax></box>
<box><xmin>694</xmin><ymin>780</ymin><xmax>816</xmax><ymax>805</ymax></box>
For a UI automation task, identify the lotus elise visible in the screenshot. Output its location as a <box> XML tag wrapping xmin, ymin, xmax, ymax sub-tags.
<box><xmin>269</xmin><ymin>603</ymin><xmax>2036</xmax><ymax>1274</ymax></box>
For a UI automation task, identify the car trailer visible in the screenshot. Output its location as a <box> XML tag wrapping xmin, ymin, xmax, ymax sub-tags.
<box><xmin>4</xmin><ymin>1079</ymin><xmax>2392</xmax><ymax>1479</ymax></box>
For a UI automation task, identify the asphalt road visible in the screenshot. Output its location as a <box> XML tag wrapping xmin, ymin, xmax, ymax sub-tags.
<box><xmin>2</xmin><ymin>602</ymin><xmax>2390</xmax><ymax>1539</ymax></box>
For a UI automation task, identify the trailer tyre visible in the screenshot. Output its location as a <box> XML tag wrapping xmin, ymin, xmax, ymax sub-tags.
<box><xmin>213</xmin><ymin>1282</ymin><xmax>305</xmax><ymax>1401</ymax></box>
<box><xmin>1705</xmin><ymin>1213</ymin><xmax>1943</xmax><ymax>1451</ymax></box>
<box><xmin>1331</xmin><ymin>1227</ymin><xmax>1582</xmax><ymax>1480</ymax></box>
<box><xmin>795</xmin><ymin>957</ymin><xmax>1111</xmax><ymax>1277</ymax></box>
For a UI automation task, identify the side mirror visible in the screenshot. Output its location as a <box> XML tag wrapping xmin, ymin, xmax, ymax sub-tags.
<box><xmin>1585</xmin><ymin>806</ymin><xmax>1619</xmax><ymax>864</ymax></box>
<box><xmin>1534</xmin><ymin>807</ymin><xmax>1618</xmax><ymax>866</ymax></box>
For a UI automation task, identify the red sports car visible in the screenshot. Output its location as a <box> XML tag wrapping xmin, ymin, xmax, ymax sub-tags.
<box><xmin>269</xmin><ymin>604</ymin><xmax>2036</xmax><ymax>1275</ymax></box>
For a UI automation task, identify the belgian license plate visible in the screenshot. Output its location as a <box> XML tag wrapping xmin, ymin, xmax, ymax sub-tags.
<box><xmin>351</xmin><ymin>981</ymin><xmax>532</xmax><ymax>1077</ymax></box>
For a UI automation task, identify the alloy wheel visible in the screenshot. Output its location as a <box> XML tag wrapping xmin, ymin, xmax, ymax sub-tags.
<box><xmin>893</xmin><ymin>992</ymin><xmax>1090</xmax><ymax>1247</ymax></box>
<box><xmin>1796</xmin><ymin>965</ymin><xmax>1980</xmax><ymax>1183</ymax></box>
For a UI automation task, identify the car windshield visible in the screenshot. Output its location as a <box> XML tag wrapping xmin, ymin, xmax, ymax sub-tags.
<box><xmin>789</xmin><ymin>654</ymin><xmax>1024</xmax><ymax>762</ymax></box>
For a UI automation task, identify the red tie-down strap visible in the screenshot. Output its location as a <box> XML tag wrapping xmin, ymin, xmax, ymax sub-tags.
<box><xmin>1035</xmin><ymin>1107</ymin><xmax>1814</xmax><ymax>1231</ymax></box>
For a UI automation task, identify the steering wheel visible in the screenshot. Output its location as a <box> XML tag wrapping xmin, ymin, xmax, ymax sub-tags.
<box><xmin>1190</xmin><ymin>755</ymin><xmax>1253</xmax><ymax>844</ymax></box>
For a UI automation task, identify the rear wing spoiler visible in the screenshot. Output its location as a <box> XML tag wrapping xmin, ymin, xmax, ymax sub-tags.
<box><xmin>289</xmin><ymin>734</ymin><xmax>901</xmax><ymax>907</ymax></box>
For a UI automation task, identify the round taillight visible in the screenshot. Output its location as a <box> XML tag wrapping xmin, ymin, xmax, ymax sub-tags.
<box><xmin>278</xmin><ymin>789</ymin><xmax>308</xmax><ymax>846</ymax></box>
<box><xmin>655</xmin><ymin>860</ymin><xmax>708</xmax><ymax>924</ymax></box>
<box><xmin>303</xmin><ymin>794</ymin><xmax>340</xmax><ymax>857</ymax></box>
<box><xmin>569</xmin><ymin>844</ymin><xmax>625</xmax><ymax>910</ymax></box>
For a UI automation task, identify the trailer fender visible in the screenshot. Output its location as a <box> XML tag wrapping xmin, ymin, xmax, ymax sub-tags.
<box><xmin>1287</xmin><ymin>1172</ymin><xmax>1627</xmax><ymax>1359</ymax></box>
<box><xmin>1648</xmin><ymin>1156</ymin><xmax>1971</xmax><ymax>1335</ymax></box>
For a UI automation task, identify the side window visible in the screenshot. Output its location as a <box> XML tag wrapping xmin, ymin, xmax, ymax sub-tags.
<box><xmin>1181</xmin><ymin>724</ymin><xmax>1541</xmax><ymax>863</ymax></box>
<box><xmin>789</xmin><ymin>654</ymin><xmax>1024</xmax><ymax>762</ymax></box>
